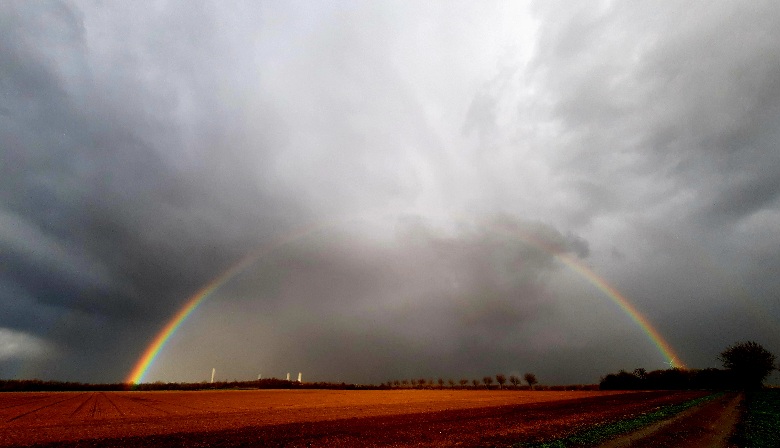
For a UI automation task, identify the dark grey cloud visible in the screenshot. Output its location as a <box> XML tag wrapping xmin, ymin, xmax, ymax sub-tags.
<box><xmin>1</xmin><ymin>1</ymin><xmax>779</xmax><ymax>384</ymax></box>
<box><xmin>525</xmin><ymin>0</ymin><xmax>780</xmax><ymax>227</ymax></box>
<box><xmin>0</xmin><ymin>0</ymin><xmax>302</xmax><ymax>381</ymax></box>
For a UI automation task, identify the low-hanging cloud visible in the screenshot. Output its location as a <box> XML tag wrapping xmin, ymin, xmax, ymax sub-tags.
<box><xmin>0</xmin><ymin>328</ymin><xmax>54</xmax><ymax>361</ymax></box>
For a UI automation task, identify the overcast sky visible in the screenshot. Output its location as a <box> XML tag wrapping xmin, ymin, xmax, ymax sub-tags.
<box><xmin>2</xmin><ymin>0</ymin><xmax>779</xmax><ymax>385</ymax></box>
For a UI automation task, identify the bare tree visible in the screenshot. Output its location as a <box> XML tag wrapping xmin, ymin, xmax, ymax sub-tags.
<box><xmin>447</xmin><ymin>379</ymin><xmax>456</xmax><ymax>388</ymax></box>
<box><xmin>495</xmin><ymin>374</ymin><xmax>507</xmax><ymax>389</ymax></box>
<box><xmin>459</xmin><ymin>379</ymin><xmax>469</xmax><ymax>388</ymax></box>
<box><xmin>483</xmin><ymin>376</ymin><xmax>494</xmax><ymax>389</ymax></box>
<box><xmin>509</xmin><ymin>375</ymin><xmax>521</xmax><ymax>388</ymax></box>
<box><xmin>437</xmin><ymin>378</ymin><xmax>445</xmax><ymax>388</ymax></box>
<box><xmin>524</xmin><ymin>373</ymin><xmax>538</xmax><ymax>390</ymax></box>
<box><xmin>418</xmin><ymin>378</ymin><xmax>427</xmax><ymax>388</ymax></box>
<box><xmin>471</xmin><ymin>379</ymin><xmax>480</xmax><ymax>388</ymax></box>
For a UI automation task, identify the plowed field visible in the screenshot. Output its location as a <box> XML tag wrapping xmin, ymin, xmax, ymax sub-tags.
<box><xmin>0</xmin><ymin>389</ymin><xmax>708</xmax><ymax>447</ymax></box>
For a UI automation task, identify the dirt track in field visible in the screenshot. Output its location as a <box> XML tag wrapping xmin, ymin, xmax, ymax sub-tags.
<box><xmin>0</xmin><ymin>389</ymin><xmax>707</xmax><ymax>447</ymax></box>
<box><xmin>598</xmin><ymin>392</ymin><xmax>743</xmax><ymax>448</ymax></box>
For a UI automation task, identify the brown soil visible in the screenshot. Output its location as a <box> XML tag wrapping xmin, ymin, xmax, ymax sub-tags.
<box><xmin>0</xmin><ymin>389</ymin><xmax>708</xmax><ymax>447</ymax></box>
<box><xmin>598</xmin><ymin>392</ymin><xmax>743</xmax><ymax>448</ymax></box>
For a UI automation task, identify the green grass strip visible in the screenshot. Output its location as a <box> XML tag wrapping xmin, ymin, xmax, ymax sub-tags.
<box><xmin>736</xmin><ymin>389</ymin><xmax>780</xmax><ymax>448</ymax></box>
<box><xmin>516</xmin><ymin>393</ymin><xmax>722</xmax><ymax>448</ymax></box>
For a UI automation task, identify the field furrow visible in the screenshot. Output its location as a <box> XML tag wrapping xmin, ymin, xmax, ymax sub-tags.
<box><xmin>68</xmin><ymin>393</ymin><xmax>96</xmax><ymax>419</ymax></box>
<box><xmin>0</xmin><ymin>393</ymin><xmax>52</xmax><ymax>412</ymax></box>
<box><xmin>0</xmin><ymin>390</ymin><xmax>709</xmax><ymax>447</ymax></box>
<box><xmin>5</xmin><ymin>393</ymin><xmax>87</xmax><ymax>423</ymax></box>
<box><xmin>101</xmin><ymin>392</ymin><xmax>126</xmax><ymax>418</ymax></box>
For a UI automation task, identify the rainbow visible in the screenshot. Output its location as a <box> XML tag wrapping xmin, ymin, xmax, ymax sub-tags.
<box><xmin>485</xmin><ymin>221</ymin><xmax>685</xmax><ymax>369</ymax></box>
<box><xmin>559</xmin><ymin>256</ymin><xmax>682</xmax><ymax>367</ymax></box>
<box><xmin>125</xmin><ymin>220</ymin><xmax>338</xmax><ymax>385</ymax></box>
<box><xmin>126</xmin><ymin>217</ymin><xmax>684</xmax><ymax>384</ymax></box>
<box><xmin>125</xmin><ymin>251</ymin><xmax>261</xmax><ymax>384</ymax></box>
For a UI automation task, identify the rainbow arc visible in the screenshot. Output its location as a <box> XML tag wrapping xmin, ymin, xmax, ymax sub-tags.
<box><xmin>126</xmin><ymin>217</ymin><xmax>684</xmax><ymax>384</ymax></box>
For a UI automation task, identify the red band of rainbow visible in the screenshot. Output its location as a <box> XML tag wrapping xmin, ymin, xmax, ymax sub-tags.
<box><xmin>126</xmin><ymin>218</ymin><xmax>684</xmax><ymax>384</ymax></box>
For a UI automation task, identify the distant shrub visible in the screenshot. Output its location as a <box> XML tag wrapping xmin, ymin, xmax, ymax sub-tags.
<box><xmin>599</xmin><ymin>370</ymin><xmax>645</xmax><ymax>390</ymax></box>
<box><xmin>600</xmin><ymin>367</ymin><xmax>739</xmax><ymax>390</ymax></box>
<box><xmin>545</xmin><ymin>384</ymin><xmax>599</xmax><ymax>391</ymax></box>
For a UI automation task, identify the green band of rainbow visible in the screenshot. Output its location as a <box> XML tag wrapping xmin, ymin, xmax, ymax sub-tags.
<box><xmin>126</xmin><ymin>252</ymin><xmax>261</xmax><ymax>384</ymax></box>
<box><xmin>487</xmin><ymin>222</ymin><xmax>684</xmax><ymax>369</ymax></box>
<box><xmin>126</xmin><ymin>219</ymin><xmax>684</xmax><ymax>384</ymax></box>
<box><xmin>126</xmin><ymin>221</ymin><xmax>340</xmax><ymax>384</ymax></box>
<box><xmin>556</xmin><ymin>253</ymin><xmax>682</xmax><ymax>367</ymax></box>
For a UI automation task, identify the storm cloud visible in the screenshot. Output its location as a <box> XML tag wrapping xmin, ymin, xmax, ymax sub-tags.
<box><xmin>1</xmin><ymin>0</ymin><xmax>778</xmax><ymax>384</ymax></box>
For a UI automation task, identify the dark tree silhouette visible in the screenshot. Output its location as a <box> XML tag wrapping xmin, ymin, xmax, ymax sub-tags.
<box><xmin>471</xmin><ymin>379</ymin><xmax>480</xmax><ymax>388</ymax></box>
<box><xmin>495</xmin><ymin>374</ymin><xmax>506</xmax><ymax>389</ymax></box>
<box><xmin>509</xmin><ymin>375</ymin><xmax>521</xmax><ymax>388</ymax></box>
<box><xmin>482</xmin><ymin>376</ymin><xmax>494</xmax><ymax>389</ymax></box>
<box><xmin>718</xmin><ymin>341</ymin><xmax>776</xmax><ymax>390</ymax></box>
<box><xmin>437</xmin><ymin>378</ymin><xmax>445</xmax><ymax>388</ymax></box>
<box><xmin>524</xmin><ymin>373</ymin><xmax>538</xmax><ymax>389</ymax></box>
<box><xmin>459</xmin><ymin>379</ymin><xmax>469</xmax><ymax>388</ymax></box>
<box><xmin>447</xmin><ymin>379</ymin><xmax>456</xmax><ymax>388</ymax></box>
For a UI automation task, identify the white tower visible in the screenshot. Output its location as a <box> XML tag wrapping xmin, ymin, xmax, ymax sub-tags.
<box><xmin>286</xmin><ymin>372</ymin><xmax>290</xmax><ymax>381</ymax></box>
<box><xmin>297</xmin><ymin>372</ymin><xmax>302</xmax><ymax>383</ymax></box>
<box><xmin>211</xmin><ymin>368</ymin><xmax>215</xmax><ymax>383</ymax></box>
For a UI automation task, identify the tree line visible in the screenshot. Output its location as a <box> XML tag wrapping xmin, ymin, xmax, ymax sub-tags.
<box><xmin>380</xmin><ymin>373</ymin><xmax>539</xmax><ymax>390</ymax></box>
<box><xmin>600</xmin><ymin>341</ymin><xmax>777</xmax><ymax>390</ymax></box>
<box><xmin>0</xmin><ymin>375</ymin><xmax>543</xmax><ymax>393</ymax></box>
<box><xmin>4</xmin><ymin>341</ymin><xmax>773</xmax><ymax>393</ymax></box>
<box><xmin>0</xmin><ymin>378</ymin><xmax>385</xmax><ymax>392</ymax></box>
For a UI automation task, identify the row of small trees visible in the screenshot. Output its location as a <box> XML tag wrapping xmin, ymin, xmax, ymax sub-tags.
<box><xmin>383</xmin><ymin>373</ymin><xmax>538</xmax><ymax>390</ymax></box>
